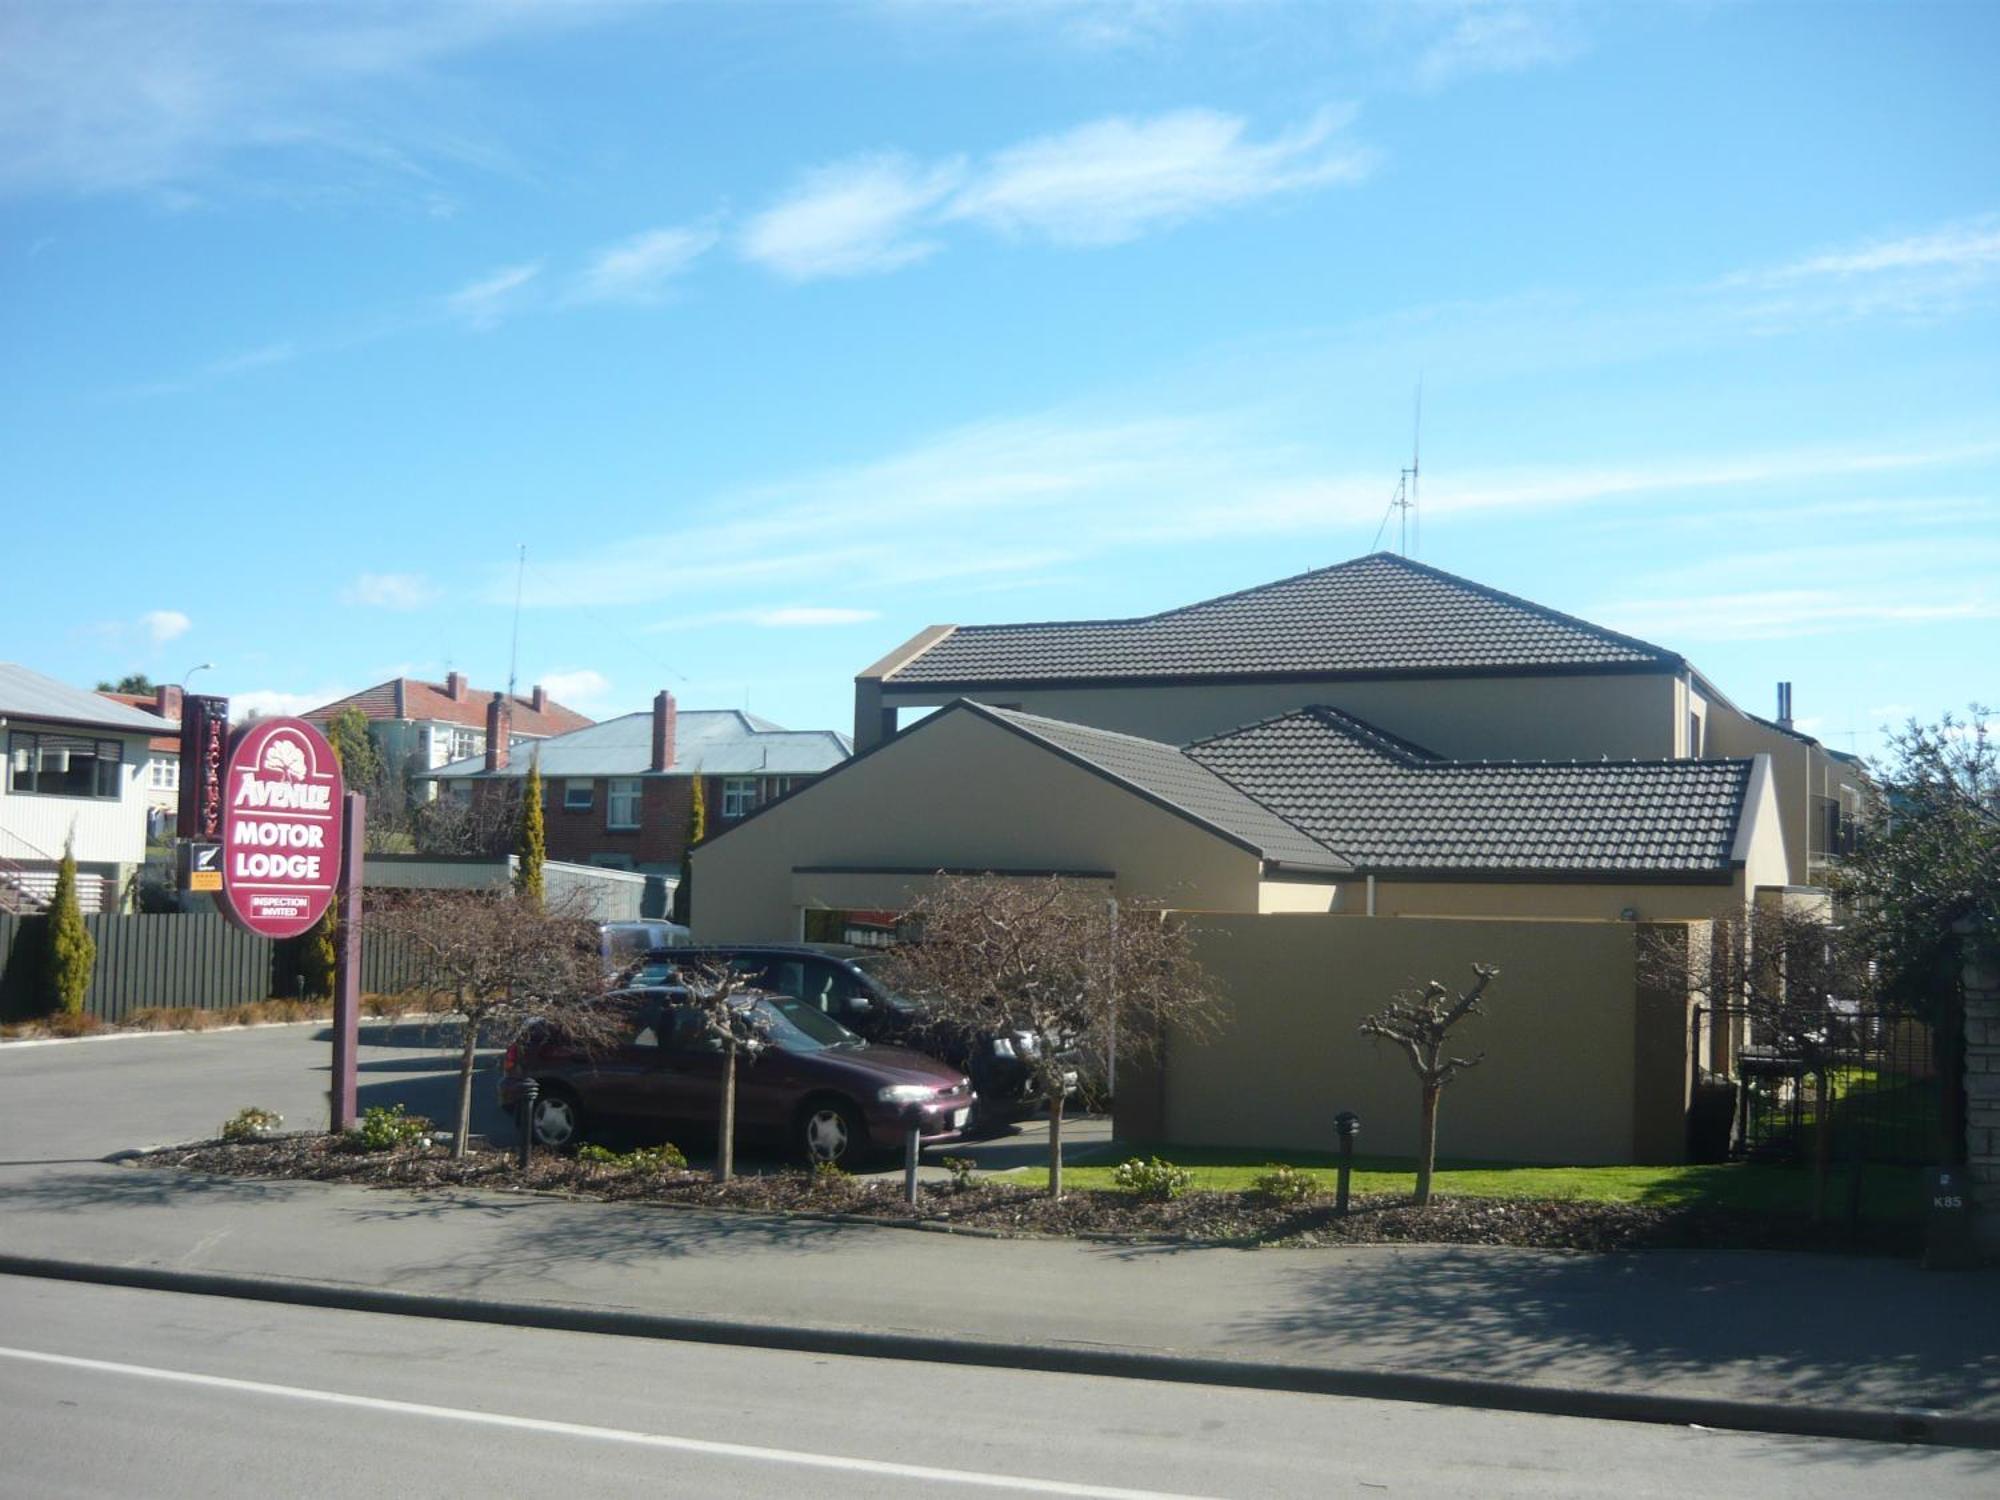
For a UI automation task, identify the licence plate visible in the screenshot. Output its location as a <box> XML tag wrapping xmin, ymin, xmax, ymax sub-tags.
<box><xmin>952</xmin><ymin>1108</ymin><xmax>969</xmax><ymax>1129</ymax></box>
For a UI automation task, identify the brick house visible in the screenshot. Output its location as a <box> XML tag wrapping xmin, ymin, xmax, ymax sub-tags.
<box><xmin>304</xmin><ymin>673</ymin><xmax>593</xmax><ymax>799</ymax></box>
<box><xmin>422</xmin><ymin>691</ymin><xmax>850</xmax><ymax>909</ymax></box>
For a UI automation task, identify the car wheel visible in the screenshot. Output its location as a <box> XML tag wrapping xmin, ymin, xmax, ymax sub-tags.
<box><xmin>530</xmin><ymin>1086</ymin><xmax>584</xmax><ymax>1149</ymax></box>
<box><xmin>799</xmin><ymin>1098</ymin><xmax>865</xmax><ymax>1167</ymax></box>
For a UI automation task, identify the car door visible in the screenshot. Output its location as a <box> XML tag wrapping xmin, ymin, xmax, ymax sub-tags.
<box><xmin>651</xmin><ymin>1004</ymin><xmax>725</xmax><ymax>1129</ymax></box>
<box><xmin>580</xmin><ymin>991</ymin><xmax>674</xmax><ymax>1126</ymax></box>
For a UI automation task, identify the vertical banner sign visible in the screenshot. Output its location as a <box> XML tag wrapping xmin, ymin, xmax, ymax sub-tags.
<box><xmin>219</xmin><ymin>717</ymin><xmax>345</xmax><ymax>940</ymax></box>
<box><xmin>176</xmin><ymin>693</ymin><xmax>231</xmax><ymax>841</ymax></box>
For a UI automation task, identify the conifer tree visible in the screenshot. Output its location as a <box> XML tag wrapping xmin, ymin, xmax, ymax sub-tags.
<box><xmin>47</xmin><ymin>834</ymin><xmax>96</xmax><ymax>1016</ymax></box>
<box><xmin>516</xmin><ymin>753</ymin><xmax>547</xmax><ymax>908</ymax></box>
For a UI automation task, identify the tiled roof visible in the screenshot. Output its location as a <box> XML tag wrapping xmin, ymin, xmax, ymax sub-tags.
<box><xmin>99</xmin><ymin>691</ymin><xmax>180</xmax><ymax>754</ymax></box>
<box><xmin>0</xmin><ymin>663</ymin><xmax>177</xmax><ymax>735</ymax></box>
<box><xmin>975</xmin><ymin>704</ymin><xmax>1347</xmax><ymax>871</ymax></box>
<box><xmin>306</xmin><ymin>678</ymin><xmax>593</xmax><ymax>737</ymax></box>
<box><xmin>883</xmin><ymin>553</ymin><xmax>1679</xmax><ymax>686</ymax></box>
<box><xmin>1186</xmin><ymin>707</ymin><xmax>1752</xmax><ymax>877</ymax></box>
<box><xmin>424</xmin><ymin>710</ymin><xmax>851</xmax><ymax>780</ymax></box>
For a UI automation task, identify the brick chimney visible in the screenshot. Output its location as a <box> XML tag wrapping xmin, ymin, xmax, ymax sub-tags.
<box><xmin>531</xmin><ymin>684</ymin><xmax>548</xmax><ymax>715</ymax></box>
<box><xmin>651</xmin><ymin>690</ymin><xmax>677</xmax><ymax>772</ymax></box>
<box><xmin>485</xmin><ymin>692</ymin><xmax>512</xmax><ymax>772</ymax></box>
<box><xmin>153</xmin><ymin>684</ymin><xmax>183</xmax><ymax>724</ymax></box>
<box><xmin>447</xmin><ymin>671</ymin><xmax>468</xmax><ymax>702</ymax></box>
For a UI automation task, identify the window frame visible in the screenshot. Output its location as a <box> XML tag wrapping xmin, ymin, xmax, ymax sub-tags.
<box><xmin>563</xmin><ymin>779</ymin><xmax>595</xmax><ymax>813</ymax></box>
<box><xmin>720</xmin><ymin>776</ymin><xmax>758</xmax><ymax>819</ymax></box>
<box><xmin>606</xmin><ymin>777</ymin><xmax>642</xmax><ymax>830</ymax></box>
<box><xmin>8</xmin><ymin>731</ymin><xmax>125</xmax><ymax>800</ymax></box>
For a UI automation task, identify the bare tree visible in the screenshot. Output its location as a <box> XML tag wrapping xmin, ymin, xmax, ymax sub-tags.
<box><xmin>410</xmin><ymin>785</ymin><xmax>521</xmax><ymax>858</ymax></box>
<box><xmin>673</xmin><ymin>960</ymin><xmax>774</xmax><ymax>1183</ymax></box>
<box><xmin>877</xmin><ymin>875</ymin><xmax>1224</xmax><ymax>1199</ymax></box>
<box><xmin>1358</xmin><ymin>965</ymin><xmax>1501</xmax><ymax>1207</ymax></box>
<box><xmin>371</xmin><ymin>890</ymin><xmax>612</xmax><ymax>1157</ymax></box>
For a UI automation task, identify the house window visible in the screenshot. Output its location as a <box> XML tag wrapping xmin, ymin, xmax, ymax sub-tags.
<box><xmin>1688</xmin><ymin>712</ymin><xmax>1705</xmax><ymax>758</ymax></box>
<box><xmin>607</xmin><ymin>778</ymin><xmax>641</xmax><ymax>830</ymax></box>
<box><xmin>763</xmin><ymin>776</ymin><xmax>794</xmax><ymax>801</ymax></box>
<box><xmin>721</xmin><ymin>777</ymin><xmax>758</xmax><ymax>819</ymax></box>
<box><xmin>9</xmin><ymin>733</ymin><xmax>122</xmax><ymax>798</ymax></box>
<box><xmin>449</xmin><ymin>727</ymin><xmax>481</xmax><ymax>762</ymax></box>
<box><xmin>149</xmin><ymin>758</ymin><xmax>180</xmax><ymax>790</ymax></box>
<box><xmin>563</xmin><ymin>779</ymin><xmax>595</xmax><ymax>812</ymax></box>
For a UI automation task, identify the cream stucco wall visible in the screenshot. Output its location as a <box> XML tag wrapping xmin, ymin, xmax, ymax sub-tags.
<box><xmin>1257</xmin><ymin>879</ymin><xmax>1342</xmax><ymax>913</ymax></box>
<box><xmin>872</xmin><ymin>669</ymin><xmax>1683</xmax><ymax>761</ymax></box>
<box><xmin>1148</xmin><ymin>913</ymin><xmax>1674</xmax><ymax>1164</ymax></box>
<box><xmin>691</xmin><ymin>707</ymin><xmax>1267</xmax><ymax>942</ymax></box>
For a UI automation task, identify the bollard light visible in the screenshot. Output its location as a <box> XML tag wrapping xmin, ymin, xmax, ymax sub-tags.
<box><xmin>1334</xmin><ymin>1110</ymin><xmax>1360</xmax><ymax>1215</ymax></box>
<box><xmin>904</xmin><ymin>1111</ymin><xmax>923</xmax><ymax>1209</ymax></box>
<box><xmin>518</xmin><ymin>1078</ymin><xmax>540</xmax><ymax>1170</ymax></box>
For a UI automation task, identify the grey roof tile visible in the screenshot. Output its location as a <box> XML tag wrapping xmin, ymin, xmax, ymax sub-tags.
<box><xmin>1185</xmin><ymin>706</ymin><xmax>1751</xmax><ymax>877</ymax></box>
<box><xmin>425</xmin><ymin>710</ymin><xmax>850</xmax><ymax>780</ymax></box>
<box><xmin>0</xmin><ymin>663</ymin><xmax>178</xmax><ymax>735</ymax></box>
<box><xmin>886</xmin><ymin>553</ymin><xmax>1678</xmax><ymax>686</ymax></box>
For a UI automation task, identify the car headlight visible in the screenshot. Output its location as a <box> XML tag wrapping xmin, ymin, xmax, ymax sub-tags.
<box><xmin>877</xmin><ymin>1084</ymin><xmax>939</xmax><ymax>1104</ymax></box>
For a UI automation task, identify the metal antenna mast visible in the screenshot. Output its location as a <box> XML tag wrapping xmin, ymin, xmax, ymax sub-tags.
<box><xmin>1369</xmin><ymin>380</ymin><xmax>1427</xmax><ymax>557</ymax></box>
<box><xmin>506</xmin><ymin>544</ymin><xmax>526</xmax><ymax>698</ymax></box>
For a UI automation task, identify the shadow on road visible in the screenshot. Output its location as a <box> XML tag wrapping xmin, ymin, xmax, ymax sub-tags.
<box><xmin>1215</xmin><ymin>1243</ymin><xmax>2000</xmax><ymax>1434</ymax></box>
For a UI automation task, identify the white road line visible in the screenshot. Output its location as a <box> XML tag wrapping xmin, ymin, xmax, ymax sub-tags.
<box><xmin>0</xmin><ymin>1344</ymin><xmax>1222</xmax><ymax>1499</ymax></box>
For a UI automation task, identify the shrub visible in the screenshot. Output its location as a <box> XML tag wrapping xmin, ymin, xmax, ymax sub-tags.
<box><xmin>355</xmin><ymin>1103</ymin><xmax>431</xmax><ymax>1152</ymax></box>
<box><xmin>221</xmin><ymin>1106</ymin><xmax>284</xmax><ymax>1142</ymax></box>
<box><xmin>576</xmin><ymin>1142</ymin><xmax>688</xmax><ymax>1173</ymax></box>
<box><xmin>1113</xmin><ymin>1155</ymin><xmax>1193</xmax><ymax>1202</ymax></box>
<box><xmin>46</xmin><ymin>838</ymin><xmax>95</xmax><ymax>1017</ymax></box>
<box><xmin>940</xmin><ymin>1155</ymin><xmax>977</xmax><ymax>1192</ymax></box>
<box><xmin>1250</xmin><ymin>1163</ymin><xmax>1320</xmax><ymax>1205</ymax></box>
<box><xmin>811</xmin><ymin>1158</ymin><xmax>850</xmax><ymax>1191</ymax></box>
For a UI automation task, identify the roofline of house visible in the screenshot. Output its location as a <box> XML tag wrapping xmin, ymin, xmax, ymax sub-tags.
<box><xmin>1731</xmin><ymin>753</ymin><xmax>1772</xmax><ymax>866</ymax></box>
<box><xmin>794</xmin><ymin>864</ymin><xmax>1118</xmax><ymax>880</ymax></box>
<box><xmin>0</xmin><ymin>708</ymin><xmax>174</xmax><ymax>738</ymax></box>
<box><xmin>880</xmin><ymin>658</ymin><xmax>1686</xmax><ymax>697</ymax></box>
<box><xmin>1338</xmin><ymin>864</ymin><xmax>1741</xmax><ymax>886</ymax></box>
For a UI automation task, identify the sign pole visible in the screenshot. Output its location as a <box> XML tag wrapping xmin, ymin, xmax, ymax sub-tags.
<box><xmin>331</xmin><ymin>792</ymin><xmax>366</xmax><ymax>1133</ymax></box>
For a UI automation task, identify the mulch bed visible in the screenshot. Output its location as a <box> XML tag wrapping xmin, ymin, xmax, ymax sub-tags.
<box><xmin>138</xmin><ymin>1135</ymin><xmax>1917</xmax><ymax>1256</ymax></box>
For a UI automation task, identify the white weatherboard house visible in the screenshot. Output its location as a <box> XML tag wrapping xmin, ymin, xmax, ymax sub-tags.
<box><xmin>1</xmin><ymin>663</ymin><xmax>174</xmax><ymax>913</ymax></box>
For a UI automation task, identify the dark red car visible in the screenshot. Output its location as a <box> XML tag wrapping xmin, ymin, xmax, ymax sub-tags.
<box><xmin>499</xmin><ymin>986</ymin><xmax>975</xmax><ymax>1167</ymax></box>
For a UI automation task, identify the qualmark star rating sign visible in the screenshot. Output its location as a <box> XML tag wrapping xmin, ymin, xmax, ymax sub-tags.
<box><xmin>218</xmin><ymin>717</ymin><xmax>345</xmax><ymax>940</ymax></box>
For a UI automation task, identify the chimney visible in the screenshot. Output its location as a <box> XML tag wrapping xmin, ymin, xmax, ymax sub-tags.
<box><xmin>651</xmin><ymin>690</ymin><xmax>677</xmax><ymax>772</ymax></box>
<box><xmin>485</xmin><ymin>692</ymin><xmax>511</xmax><ymax>772</ymax></box>
<box><xmin>153</xmin><ymin>684</ymin><xmax>183</xmax><ymax>724</ymax></box>
<box><xmin>1777</xmin><ymin>681</ymin><xmax>1794</xmax><ymax>732</ymax></box>
<box><xmin>447</xmin><ymin>671</ymin><xmax>468</xmax><ymax>702</ymax></box>
<box><xmin>531</xmin><ymin>684</ymin><xmax>548</xmax><ymax>715</ymax></box>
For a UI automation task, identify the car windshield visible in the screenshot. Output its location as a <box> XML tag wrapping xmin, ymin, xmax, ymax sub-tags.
<box><xmin>753</xmin><ymin>994</ymin><xmax>863</xmax><ymax>1053</ymax></box>
<box><xmin>849</xmin><ymin>954</ymin><xmax>926</xmax><ymax>1013</ymax></box>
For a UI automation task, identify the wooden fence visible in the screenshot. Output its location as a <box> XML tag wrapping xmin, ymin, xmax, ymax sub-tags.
<box><xmin>0</xmin><ymin>911</ymin><xmax>421</xmax><ymax>1024</ymax></box>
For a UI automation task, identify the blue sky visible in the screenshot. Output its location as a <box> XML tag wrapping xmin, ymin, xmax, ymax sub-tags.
<box><xmin>4</xmin><ymin>0</ymin><xmax>1995</xmax><ymax>757</ymax></box>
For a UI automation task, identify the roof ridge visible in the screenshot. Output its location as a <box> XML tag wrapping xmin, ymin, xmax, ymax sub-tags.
<box><xmin>1369</xmin><ymin>553</ymin><xmax>1681</xmax><ymax>666</ymax></box>
<box><xmin>974</xmin><ymin>701</ymin><xmax>1184</xmax><ymax>752</ymax></box>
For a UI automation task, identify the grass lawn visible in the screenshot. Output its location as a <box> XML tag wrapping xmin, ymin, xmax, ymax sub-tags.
<box><xmin>1006</xmin><ymin>1147</ymin><xmax>1925</xmax><ymax>1225</ymax></box>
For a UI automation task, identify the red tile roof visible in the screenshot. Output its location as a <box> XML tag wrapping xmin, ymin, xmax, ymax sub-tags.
<box><xmin>305</xmin><ymin>678</ymin><xmax>593</xmax><ymax>737</ymax></box>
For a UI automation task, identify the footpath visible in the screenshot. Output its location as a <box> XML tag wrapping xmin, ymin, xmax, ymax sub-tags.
<box><xmin>1</xmin><ymin>1021</ymin><xmax>1995</xmax><ymax>1448</ymax></box>
<box><xmin>4</xmin><ymin>1154</ymin><xmax>1998</xmax><ymax>1448</ymax></box>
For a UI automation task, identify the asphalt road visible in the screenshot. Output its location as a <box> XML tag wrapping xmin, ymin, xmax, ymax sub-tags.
<box><xmin>4</xmin><ymin>1275</ymin><xmax>1990</xmax><ymax>1500</ymax></box>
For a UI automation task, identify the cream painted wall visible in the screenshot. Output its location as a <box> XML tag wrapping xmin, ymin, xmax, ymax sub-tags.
<box><xmin>1705</xmin><ymin>706</ymin><xmax>1842</xmax><ymax>884</ymax></box>
<box><xmin>691</xmin><ymin>708</ymin><xmax>1266</xmax><ymax>942</ymax></box>
<box><xmin>1367</xmin><ymin>876</ymin><xmax>1747</xmax><ymax>923</ymax></box>
<box><xmin>1157</xmin><ymin>913</ymin><xmax>1661</xmax><ymax>1164</ymax></box>
<box><xmin>1257</xmin><ymin>880</ymin><xmax>1342</xmax><ymax>913</ymax></box>
<box><xmin>874</xmin><ymin>670</ymin><xmax>1683</xmax><ymax>761</ymax></box>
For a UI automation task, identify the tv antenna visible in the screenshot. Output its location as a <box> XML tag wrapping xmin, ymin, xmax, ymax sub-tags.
<box><xmin>1369</xmin><ymin>380</ymin><xmax>1424</xmax><ymax>557</ymax></box>
<box><xmin>506</xmin><ymin>544</ymin><xmax>526</xmax><ymax>698</ymax></box>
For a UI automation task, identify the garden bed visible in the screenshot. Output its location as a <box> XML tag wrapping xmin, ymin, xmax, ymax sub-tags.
<box><xmin>139</xmin><ymin>1134</ymin><xmax>1919</xmax><ymax>1255</ymax></box>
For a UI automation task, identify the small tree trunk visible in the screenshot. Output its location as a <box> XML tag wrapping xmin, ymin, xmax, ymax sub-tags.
<box><xmin>1048</xmin><ymin>1088</ymin><xmax>1065</xmax><ymax>1201</ymax></box>
<box><xmin>1414</xmin><ymin>1082</ymin><xmax>1440</xmax><ymax>1206</ymax></box>
<box><xmin>455</xmin><ymin>1018</ymin><xmax>478</xmax><ymax>1161</ymax></box>
<box><xmin>716</xmin><ymin>1041</ymin><xmax>736</xmax><ymax>1184</ymax></box>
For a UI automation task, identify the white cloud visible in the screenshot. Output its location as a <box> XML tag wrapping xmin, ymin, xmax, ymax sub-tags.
<box><xmin>655</xmin><ymin>606</ymin><xmax>882</xmax><ymax>631</ymax></box>
<box><xmin>1413</xmin><ymin>4</ymin><xmax>1584</xmax><ymax>91</ymax></box>
<box><xmin>741</xmin><ymin>153</ymin><xmax>962</xmax><ymax>281</ymax></box>
<box><xmin>741</xmin><ymin>103</ymin><xmax>1371</xmax><ymax>278</ymax></box>
<box><xmin>1743</xmin><ymin>220</ymin><xmax>2000</xmax><ymax>284</ymax></box>
<box><xmin>342</xmin><ymin>572</ymin><xmax>440</xmax><ymax>610</ymax></box>
<box><xmin>536</xmin><ymin>668</ymin><xmax>612</xmax><ymax>710</ymax></box>
<box><xmin>447</xmin><ymin>261</ymin><xmax>541</xmax><ymax>328</ymax></box>
<box><xmin>0</xmin><ymin>1</ymin><xmax>612</xmax><ymax>202</ymax></box>
<box><xmin>141</xmin><ymin>609</ymin><xmax>190</xmax><ymax>644</ymax></box>
<box><xmin>570</xmin><ymin>224</ymin><xmax>718</xmax><ymax>304</ymax></box>
<box><xmin>948</xmin><ymin>104</ymin><xmax>1373</xmax><ymax>246</ymax></box>
<box><xmin>1595</xmin><ymin>588</ymin><xmax>1998</xmax><ymax>643</ymax></box>
<box><xmin>232</xmin><ymin>687</ymin><xmax>345</xmax><ymax>721</ymax></box>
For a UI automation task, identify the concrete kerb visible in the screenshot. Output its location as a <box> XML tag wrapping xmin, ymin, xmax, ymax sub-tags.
<box><xmin>2</xmin><ymin>1252</ymin><xmax>1991</xmax><ymax>1451</ymax></box>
